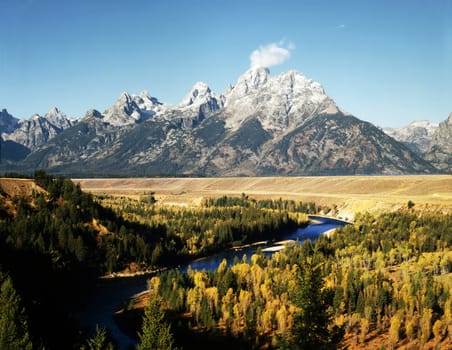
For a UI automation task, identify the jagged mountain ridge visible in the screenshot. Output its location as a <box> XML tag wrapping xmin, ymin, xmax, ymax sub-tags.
<box><xmin>383</xmin><ymin>120</ymin><xmax>439</xmax><ymax>155</ymax></box>
<box><xmin>221</xmin><ymin>68</ymin><xmax>339</xmax><ymax>134</ymax></box>
<box><xmin>1</xmin><ymin>68</ymin><xmax>443</xmax><ymax>175</ymax></box>
<box><xmin>3</xmin><ymin>108</ymin><xmax>75</xmax><ymax>150</ymax></box>
<box><xmin>0</xmin><ymin>107</ymin><xmax>75</xmax><ymax>162</ymax></box>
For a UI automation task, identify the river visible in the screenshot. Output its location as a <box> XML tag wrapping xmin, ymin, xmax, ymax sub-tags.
<box><xmin>77</xmin><ymin>216</ymin><xmax>349</xmax><ymax>349</ymax></box>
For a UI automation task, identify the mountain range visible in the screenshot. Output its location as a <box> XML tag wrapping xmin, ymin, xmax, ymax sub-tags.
<box><xmin>0</xmin><ymin>68</ymin><xmax>450</xmax><ymax>176</ymax></box>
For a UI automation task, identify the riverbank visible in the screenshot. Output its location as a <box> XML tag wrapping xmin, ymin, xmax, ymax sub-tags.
<box><xmin>81</xmin><ymin>217</ymin><xmax>349</xmax><ymax>349</ymax></box>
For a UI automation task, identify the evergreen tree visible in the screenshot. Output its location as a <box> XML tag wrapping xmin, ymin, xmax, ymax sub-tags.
<box><xmin>0</xmin><ymin>274</ymin><xmax>33</xmax><ymax>350</ymax></box>
<box><xmin>137</xmin><ymin>297</ymin><xmax>177</xmax><ymax>350</ymax></box>
<box><xmin>80</xmin><ymin>325</ymin><xmax>115</xmax><ymax>350</ymax></box>
<box><xmin>286</xmin><ymin>245</ymin><xmax>343</xmax><ymax>349</ymax></box>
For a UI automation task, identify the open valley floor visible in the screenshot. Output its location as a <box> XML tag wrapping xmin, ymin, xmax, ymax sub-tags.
<box><xmin>75</xmin><ymin>175</ymin><xmax>452</xmax><ymax>220</ymax></box>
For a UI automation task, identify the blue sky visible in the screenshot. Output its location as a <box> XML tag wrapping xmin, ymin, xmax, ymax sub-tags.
<box><xmin>1</xmin><ymin>0</ymin><xmax>451</xmax><ymax>127</ymax></box>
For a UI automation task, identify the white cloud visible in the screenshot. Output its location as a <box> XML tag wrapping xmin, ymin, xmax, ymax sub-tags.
<box><xmin>336</xmin><ymin>24</ymin><xmax>346</xmax><ymax>29</ymax></box>
<box><xmin>249</xmin><ymin>42</ymin><xmax>294</xmax><ymax>69</ymax></box>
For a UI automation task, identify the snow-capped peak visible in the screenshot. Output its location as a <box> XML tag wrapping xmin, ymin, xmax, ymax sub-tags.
<box><xmin>231</xmin><ymin>67</ymin><xmax>270</xmax><ymax>96</ymax></box>
<box><xmin>222</xmin><ymin>68</ymin><xmax>339</xmax><ymax>132</ymax></box>
<box><xmin>102</xmin><ymin>92</ymin><xmax>142</xmax><ymax>126</ymax></box>
<box><xmin>116</xmin><ymin>92</ymin><xmax>133</xmax><ymax>106</ymax></box>
<box><xmin>179</xmin><ymin>82</ymin><xmax>214</xmax><ymax>107</ymax></box>
<box><xmin>102</xmin><ymin>90</ymin><xmax>165</xmax><ymax>126</ymax></box>
<box><xmin>134</xmin><ymin>90</ymin><xmax>163</xmax><ymax>112</ymax></box>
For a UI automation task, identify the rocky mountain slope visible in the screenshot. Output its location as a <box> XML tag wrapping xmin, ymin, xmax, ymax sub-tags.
<box><xmin>0</xmin><ymin>109</ymin><xmax>19</xmax><ymax>134</ymax></box>
<box><xmin>1</xmin><ymin>68</ymin><xmax>442</xmax><ymax>176</ymax></box>
<box><xmin>383</xmin><ymin>120</ymin><xmax>438</xmax><ymax>155</ymax></box>
<box><xmin>0</xmin><ymin>107</ymin><xmax>74</xmax><ymax>162</ymax></box>
<box><xmin>425</xmin><ymin>113</ymin><xmax>452</xmax><ymax>171</ymax></box>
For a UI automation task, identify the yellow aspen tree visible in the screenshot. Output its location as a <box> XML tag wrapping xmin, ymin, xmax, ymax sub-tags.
<box><xmin>444</xmin><ymin>294</ymin><xmax>452</xmax><ymax>343</ymax></box>
<box><xmin>238</xmin><ymin>289</ymin><xmax>252</xmax><ymax>330</ymax></box>
<box><xmin>360</xmin><ymin>317</ymin><xmax>369</xmax><ymax>344</ymax></box>
<box><xmin>432</xmin><ymin>319</ymin><xmax>444</xmax><ymax>347</ymax></box>
<box><xmin>275</xmin><ymin>304</ymin><xmax>289</xmax><ymax>334</ymax></box>
<box><xmin>258</xmin><ymin>307</ymin><xmax>274</xmax><ymax>334</ymax></box>
<box><xmin>221</xmin><ymin>288</ymin><xmax>235</xmax><ymax>330</ymax></box>
<box><xmin>204</xmin><ymin>286</ymin><xmax>219</xmax><ymax>315</ymax></box>
<box><xmin>231</xmin><ymin>263</ymin><xmax>250</xmax><ymax>288</ymax></box>
<box><xmin>186</xmin><ymin>286</ymin><xmax>203</xmax><ymax>324</ymax></box>
<box><xmin>420</xmin><ymin>308</ymin><xmax>433</xmax><ymax>347</ymax></box>
<box><xmin>250</xmin><ymin>263</ymin><xmax>264</xmax><ymax>300</ymax></box>
<box><xmin>193</xmin><ymin>270</ymin><xmax>208</xmax><ymax>290</ymax></box>
<box><xmin>217</xmin><ymin>258</ymin><xmax>227</xmax><ymax>274</ymax></box>
<box><xmin>250</xmin><ymin>253</ymin><xmax>260</xmax><ymax>266</ymax></box>
<box><xmin>260</xmin><ymin>280</ymin><xmax>273</xmax><ymax>303</ymax></box>
<box><xmin>148</xmin><ymin>276</ymin><xmax>160</xmax><ymax>296</ymax></box>
<box><xmin>405</xmin><ymin>314</ymin><xmax>418</xmax><ymax>342</ymax></box>
<box><xmin>232</xmin><ymin>303</ymin><xmax>241</xmax><ymax>336</ymax></box>
<box><xmin>388</xmin><ymin>314</ymin><xmax>401</xmax><ymax>349</ymax></box>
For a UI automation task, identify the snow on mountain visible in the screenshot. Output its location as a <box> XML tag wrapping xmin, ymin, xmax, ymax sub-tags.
<box><xmin>102</xmin><ymin>91</ymin><xmax>165</xmax><ymax>126</ymax></box>
<box><xmin>77</xmin><ymin>68</ymin><xmax>339</xmax><ymax>131</ymax></box>
<box><xmin>222</xmin><ymin>67</ymin><xmax>339</xmax><ymax>133</ymax></box>
<box><xmin>2</xmin><ymin>68</ymin><xmax>441</xmax><ymax>176</ymax></box>
<box><xmin>180</xmin><ymin>82</ymin><xmax>213</xmax><ymax>107</ymax></box>
<box><xmin>132</xmin><ymin>91</ymin><xmax>166</xmax><ymax>117</ymax></box>
<box><xmin>176</xmin><ymin>82</ymin><xmax>224</xmax><ymax>119</ymax></box>
<box><xmin>102</xmin><ymin>92</ymin><xmax>142</xmax><ymax>126</ymax></box>
<box><xmin>383</xmin><ymin>120</ymin><xmax>438</xmax><ymax>154</ymax></box>
<box><xmin>2</xmin><ymin>108</ymin><xmax>74</xmax><ymax>150</ymax></box>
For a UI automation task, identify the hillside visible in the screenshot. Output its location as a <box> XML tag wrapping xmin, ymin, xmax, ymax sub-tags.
<box><xmin>0</xmin><ymin>178</ymin><xmax>44</xmax><ymax>198</ymax></box>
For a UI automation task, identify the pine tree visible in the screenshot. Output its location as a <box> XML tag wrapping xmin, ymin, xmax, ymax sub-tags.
<box><xmin>81</xmin><ymin>325</ymin><xmax>115</xmax><ymax>350</ymax></box>
<box><xmin>137</xmin><ymin>297</ymin><xmax>176</xmax><ymax>350</ymax></box>
<box><xmin>286</xmin><ymin>245</ymin><xmax>343</xmax><ymax>350</ymax></box>
<box><xmin>0</xmin><ymin>275</ymin><xmax>33</xmax><ymax>350</ymax></box>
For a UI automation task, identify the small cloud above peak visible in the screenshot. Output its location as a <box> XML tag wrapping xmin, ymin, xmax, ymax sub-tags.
<box><xmin>249</xmin><ymin>41</ymin><xmax>294</xmax><ymax>69</ymax></box>
<box><xmin>336</xmin><ymin>24</ymin><xmax>346</xmax><ymax>29</ymax></box>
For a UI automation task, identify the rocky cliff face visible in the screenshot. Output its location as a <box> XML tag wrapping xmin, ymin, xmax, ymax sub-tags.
<box><xmin>0</xmin><ymin>107</ymin><xmax>74</xmax><ymax>162</ymax></box>
<box><xmin>0</xmin><ymin>109</ymin><xmax>19</xmax><ymax>134</ymax></box>
<box><xmin>425</xmin><ymin>113</ymin><xmax>452</xmax><ymax>172</ymax></box>
<box><xmin>383</xmin><ymin>120</ymin><xmax>438</xmax><ymax>155</ymax></box>
<box><xmin>2</xmin><ymin>69</ymin><xmax>440</xmax><ymax>175</ymax></box>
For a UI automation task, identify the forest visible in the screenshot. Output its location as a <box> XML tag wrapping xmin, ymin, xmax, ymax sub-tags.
<box><xmin>135</xmin><ymin>210</ymin><xmax>451</xmax><ymax>349</ymax></box>
<box><xmin>0</xmin><ymin>172</ymin><xmax>451</xmax><ymax>349</ymax></box>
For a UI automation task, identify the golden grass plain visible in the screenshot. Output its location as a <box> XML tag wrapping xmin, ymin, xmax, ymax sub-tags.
<box><xmin>74</xmin><ymin>175</ymin><xmax>452</xmax><ymax>220</ymax></box>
